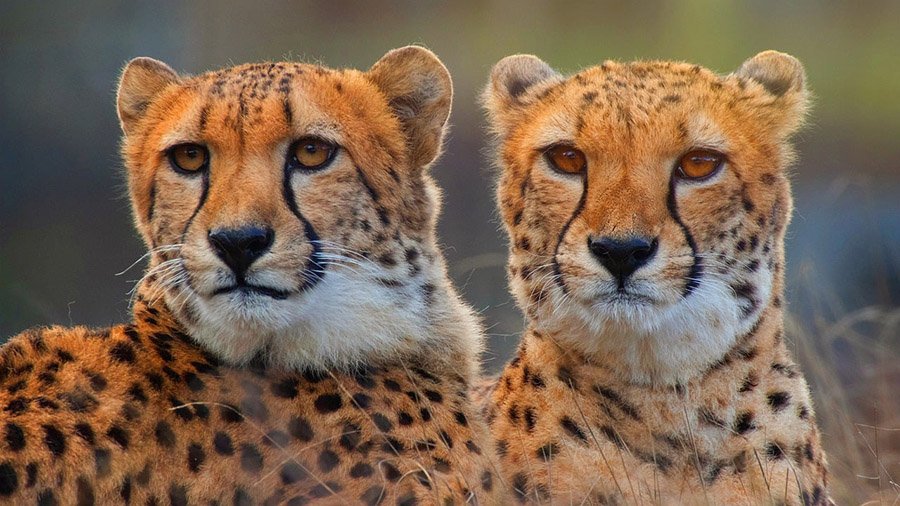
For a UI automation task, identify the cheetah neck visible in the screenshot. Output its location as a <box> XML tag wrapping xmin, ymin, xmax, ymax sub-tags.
<box><xmin>522</xmin><ymin>300</ymin><xmax>791</xmax><ymax>395</ymax></box>
<box><xmin>130</xmin><ymin>269</ymin><xmax>484</xmax><ymax>382</ymax></box>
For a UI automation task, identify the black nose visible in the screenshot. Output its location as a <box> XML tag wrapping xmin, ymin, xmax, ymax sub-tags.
<box><xmin>588</xmin><ymin>235</ymin><xmax>658</xmax><ymax>283</ymax></box>
<box><xmin>208</xmin><ymin>226</ymin><xmax>274</xmax><ymax>276</ymax></box>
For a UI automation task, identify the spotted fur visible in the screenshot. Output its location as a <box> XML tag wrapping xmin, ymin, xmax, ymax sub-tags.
<box><xmin>480</xmin><ymin>51</ymin><xmax>831</xmax><ymax>504</ymax></box>
<box><xmin>0</xmin><ymin>47</ymin><xmax>501</xmax><ymax>504</ymax></box>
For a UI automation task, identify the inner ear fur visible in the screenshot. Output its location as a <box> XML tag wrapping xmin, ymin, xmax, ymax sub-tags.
<box><xmin>117</xmin><ymin>57</ymin><xmax>180</xmax><ymax>137</ymax></box>
<box><xmin>367</xmin><ymin>46</ymin><xmax>452</xmax><ymax>169</ymax></box>
<box><xmin>734</xmin><ymin>50</ymin><xmax>809</xmax><ymax>135</ymax></box>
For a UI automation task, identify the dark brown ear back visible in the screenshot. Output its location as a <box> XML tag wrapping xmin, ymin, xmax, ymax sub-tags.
<box><xmin>368</xmin><ymin>46</ymin><xmax>453</xmax><ymax>168</ymax></box>
<box><xmin>734</xmin><ymin>50</ymin><xmax>810</xmax><ymax>135</ymax></box>
<box><xmin>488</xmin><ymin>54</ymin><xmax>561</xmax><ymax>104</ymax></box>
<box><xmin>735</xmin><ymin>50</ymin><xmax>806</xmax><ymax>97</ymax></box>
<box><xmin>116</xmin><ymin>57</ymin><xmax>180</xmax><ymax>137</ymax></box>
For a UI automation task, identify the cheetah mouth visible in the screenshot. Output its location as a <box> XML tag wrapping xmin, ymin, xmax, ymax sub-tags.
<box><xmin>212</xmin><ymin>283</ymin><xmax>293</xmax><ymax>300</ymax></box>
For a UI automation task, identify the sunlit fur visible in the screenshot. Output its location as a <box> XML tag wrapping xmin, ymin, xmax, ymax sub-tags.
<box><xmin>481</xmin><ymin>52</ymin><xmax>832</xmax><ymax>504</ymax></box>
<box><xmin>484</xmin><ymin>53</ymin><xmax>802</xmax><ymax>386</ymax></box>
<box><xmin>118</xmin><ymin>50</ymin><xmax>482</xmax><ymax>375</ymax></box>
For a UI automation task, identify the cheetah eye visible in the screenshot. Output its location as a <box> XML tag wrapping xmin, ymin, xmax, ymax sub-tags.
<box><xmin>675</xmin><ymin>149</ymin><xmax>725</xmax><ymax>180</ymax></box>
<box><xmin>544</xmin><ymin>145</ymin><xmax>587</xmax><ymax>175</ymax></box>
<box><xmin>289</xmin><ymin>137</ymin><xmax>338</xmax><ymax>171</ymax></box>
<box><xmin>167</xmin><ymin>144</ymin><xmax>209</xmax><ymax>174</ymax></box>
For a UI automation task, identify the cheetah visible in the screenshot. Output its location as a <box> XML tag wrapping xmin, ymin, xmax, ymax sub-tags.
<box><xmin>0</xmin><ymin>47</ymin><xmax>501</xmax><ymax>504</ymax></box>
<box><xmin>479</xmin><ymin>51</ymin><xmax>832</xmax><ymax>504</ymax></box>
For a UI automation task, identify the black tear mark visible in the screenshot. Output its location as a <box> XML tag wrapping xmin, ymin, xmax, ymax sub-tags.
<box><xmin>179</xmin><ymin>169</ymin><xmax>210</xmax><ymax>244</ymax></box>
<box><xmin>666</xmin><ymin>176</ymin><xmax>703</xmax><ymax>296</ymax></box>
<box><xmin>282</xmin><ymin>166</ymin><xmax>325</xmax><ymax>293</ymax></box>
<box><xmin>147</xmin><ymin>180</ymin><xmax>157</xmax><ymax>224</ymax></box>
<box><xmin>552</xmin><ymin>176</ymin><xmax>589</xmax><ymax>294</ymax></box>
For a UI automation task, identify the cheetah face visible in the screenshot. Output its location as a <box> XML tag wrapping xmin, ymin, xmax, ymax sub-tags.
<box><xmin>485</xmin><ymin>52</ymin><xmax>808</xmax><ymax>383</ymax></box>
<box><xmin>116</xmin><ymin>47</ymin><xmax>453</xmax><ymax>368</ymax></box>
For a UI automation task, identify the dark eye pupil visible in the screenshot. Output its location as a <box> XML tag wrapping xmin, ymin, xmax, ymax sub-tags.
<box><xmin>305</xmin><ymin>144</ymin><xmax>317</xmax><ymax>153</ymax></box>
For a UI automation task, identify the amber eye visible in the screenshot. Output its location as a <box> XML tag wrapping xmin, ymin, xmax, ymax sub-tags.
<box><xmin>168</xmin><ymin>144</ymin><xmax>209</xmax><ymax>174</ymax></box>
<box><xmin>291</xmin><ymin>137</ymin><xmax>337</xmax><ymax>170</ymax></box>
<box><xmin>544</xmin><ymin>145</ymin><xmax>587</xmax><ymax>175</ymax></box>
<box><xmin>676</xmin><ymin>149</ymin><xmax>725</xmax><ymax>180</ymax></box>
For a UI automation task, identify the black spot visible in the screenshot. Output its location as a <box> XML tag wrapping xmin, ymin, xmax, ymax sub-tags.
<box><xmin>234</xmin><ymin>488</ymin><xmax>253</xmax><ymax>506</ymax></box>
<box><xmin>187</xmin><ymin>443</ymin><xmax>205</xmax><ymax>472</ymax></box>
<box><xmin>280</xmin><ymin>462</ymin><xmax>307</xmax><ymax>485</ymax></box>
<box><xmin>739</xmin><ymin>371</ymin><xmax>759</xmax><ymax>393</ymax></box>
<box><xmin>496</xmin><ymin>439</ymin><xmax>508</xmax><ymax>456</ymax></box>
<box><xmin>170</xmin><ymin>397</ymin><xmax>194</xmax><ymax>422</ymax></box>
<box><xmin>594</xmin><ymin>385</ymin><xmax>641</xmax><ymax>420</ymax></box>
<box><xmin>536</xmin><ymin>442</ymin><xmax>559</xmax><ymax>461</ymax></box>
<box><xmin>600</xmin><ymin>426</ymin><xmax>625</xmax><ymax>448</ymax></box>
<box><xmin>371</xmin><ymin>413</ymin><xmax>393</xmax><ymax>432</ymax></box>
<box><xmin>560</xmin><ymin>416</ymin><xmax>587</xmax><ymax>442</ymax></box>
<box><xmin>183</xmin><ymin>372</ymin><xmax>205</xmax><ymax>392</ymax></box>
<box><xmin>5</xmin><ymin>397</ymin><xmax>29</xmax><ymax>415</ymax></box>
<box><xmin>43</xmin><ymin>424</ymin><xmax>66</xmax><ymax>457</ymax></box>
<box><xmin>381</xmin><ymin>462</ymin><xmax>401</xmax><ymax>481</ymax></box>
<box><xmin>106</xmin><ymin>426</ymin><xmax>129</xmax><ymax>449</ymax></box>
<box><xmin>271</xmin><ymin>377</ymin><xmax>299</xmax><ymax>398</ymax></box>
<box><xmin>94</xmin><ymin>448</ymin><xmax>111</xmax><ymax>477</ymax></box>
<box><xmin>61</xmin><ymin>389</ymin><xmax>99</xmax><ymax>413</ymax></box>
<box><xmin>398</xmin><ymin>412</ymin><xmax>414</xmax><ymax>426</ymax></box>
<box><xmin>524</xmin><ymin>407</ymin><xmax>537</xmax><ymax>432</ymax></box>
<box><xmin>734</xmin><ymin>412</ymin><xmax>756</xmax><ymax>434</ymax></box>
<box><xmin>465</xmin><ymin>440</ymin><xmax>482</xmax><ymax>455</ymax></box>
<box><xmin>87</xmin><ymin>373</ymin><xmax>108</xmax><ymax>392</ymax></box>
<box><xmin>419</xmin><ymin>407</ymin><xmax>432</xmax><ymax>422</ymax></box>
<box><xmin>396</xmin><ymin>492</ymin><xmax>418</xmax><ymax>506</ymax></box>
<box><xmin>351</xmin><ymin>392</ymin><xmax>371</xmax><ymax>409</ymax></box>
<box><xmin>350</xmin><ymin>462</ymin><xmax>374</xmax><ymax>479</ymax></box>
<box><xmin>288</xmin><ymin>417</ymin><xmax>314</xmax><ymax>442</ymax></box>
<box><xmin>0</xmin><ymin>462</ymin><xmax>17</xmax><ymax>496</ymax></box>
<box><xmin>359</xmin><ymin>485</ymin><xmax>384</xmax><ymax>505</ymax></box>
<box><xmin>423</xmin><ymin>390</ymin><xmax>443</xmax><ymax>403</ymax></box>
<box><xmin>314</xmin><ymin>393</ymin><xmax>342</xmax><ymax>413</ymax></box>
<box><xmin>220</xmin><ymin>404</ymin><xmax>244</xmax><ymax>423</ymax></box>
<box><xmin>109</xmin><ymin>342</ymin><xmax>136</xmax><ymax>364</ymax></box>
<box><xmin>37</xmin><ymin>490</ymin><xmax>57</xmax><ymax>506</ymax></box>
<box><xmin>76</xmin><ymin>476</ymin><xmax>94</xmax><ymax>506</ymax></box>
<box><xmin>765</xmin><ymin>442</ymin><xmax>785</xmax><ymax>460</ymax></box>
<box><xmin>318</xmin><ymin>449</ymin><xmax>340</xmax><ymax>472</ymax></box>
<box><xmin>767</xmin><ymin>391</ymin><xmax>791</xmax><ymax>412</ymax></box>
<box><xmin>146</xmin><ymin>372</ymin><xmax>164</xmax><ymax>391</ymax></box>
<box><xmin>383</xmin><ymin>379</ymin><xmax>401</xmax><ymax>391</ymax></box>
<box><xmin>73</xmin><ymin>423</ymin><xmax>95</xmax><ymax>445</ymax></box>
<box><xmin>213</xmin><ymin>432</ymin><xmax>234</xmax><ymax>455</ymax></box>
<box><xmin>119</xmin><ymin>476</ymin><xmax>131</xmax><ymax>503</ymax></box>
<box><xmin>127</xmin><ymin>383</ymin><xmax>147</xmax><ymax>404</ymax></box>
<box><xmin>512</xmin><ymin>472</ymin><xmax>529</xmax><ymax>502</ymax></box>
<box><xmin>4</xmin><ymin>423</ymin><xmax>25</xmax><ymax>451</ymax></box>
<box><xmin>453</xmin><ymin>411</ymin><xmax>468</xmax><ymax>426</ymax></box>
<box><xmin>481</xmin><ymin>470</ymin><xmax>493</xmax><ymax>492</ymax></box>
<box><xmin>240</xmin><ymin>444</ymin><xmax>264</xmax><ymax>473</ymax></box>
<box><xmin>169</xmin><ymin>484</ymin><xmax>188</xmax><ymax>506</ymax></box>
<box><xmin>438</xmin><ymin>430</ymin><xmax>454</xmax><ymax>449</ymax></box>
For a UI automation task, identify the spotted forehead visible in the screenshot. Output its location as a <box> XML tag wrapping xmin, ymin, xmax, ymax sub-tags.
<box><xmin>563</xmin><ymin>61</ymin><xmax>727</xmax><ymax>110</ymax></box>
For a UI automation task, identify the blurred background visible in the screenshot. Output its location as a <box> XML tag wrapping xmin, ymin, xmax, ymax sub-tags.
<box><xmin>1</xmin><ymin>1</ymin><xmax>897</xmax><ymax>502</ymax></box>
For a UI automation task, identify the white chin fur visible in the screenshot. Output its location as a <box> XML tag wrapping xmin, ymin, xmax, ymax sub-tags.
<box><xmin>172</xmin><ymin>269</ymin><xmax>435</xmax><ymax>371</ymax></box>
<box><xmin>528</xmin><ymin>271</ymin><xmax>771</xmax><ymax>385</ymax></box>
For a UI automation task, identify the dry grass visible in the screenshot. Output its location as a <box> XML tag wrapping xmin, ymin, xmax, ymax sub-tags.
<box><xmin>788</xmin><ymin>305</ymin><xmax>900</xmax><ymax>504</ymax></box>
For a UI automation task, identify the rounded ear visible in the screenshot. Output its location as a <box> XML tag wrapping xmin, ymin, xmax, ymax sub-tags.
<box><xmin>117</xmin><ymin>57</ymin><xmax>180</xmax><ymax>137</ymax></box>
<box><xmin>482</xmin><ymin>54</ymin><xmax>561</xmax><ymax>134</ymax></box>
<box><xmin>734</xmin><ymin>51</ymin><xmax>809</xmax><ymax>135</ymax></box>
<box><xmin>367</xmin><ymin>46</ymin><xmax>452</xmax><ymax>169</ymax></box>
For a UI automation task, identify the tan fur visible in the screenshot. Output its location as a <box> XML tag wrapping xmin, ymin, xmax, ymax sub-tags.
<box><xmin>480</xmin><ymin>51</ymin><xmax>831</xmax><ymax>504</ymax></box>
<box><xmin>0</xmin><ymin>47</ymin><xmax>501</xmax><ymax>504</ymax></box>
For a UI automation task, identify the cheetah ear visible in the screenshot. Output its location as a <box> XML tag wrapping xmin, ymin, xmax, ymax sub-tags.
<box><xmin>483</xmin><ymin>54</ymin><xmax>561</xmax><ymax>133</ymax></box>
<box><xmin>117</xmin><ymin>57</ymin><xmax>180</xmax><ymax>138</ymax></box>
<box><xmin>368</xmin><ymin>46</ymin><xmax>453</xmax><ymax>169</ymax></box>
<box><xmin>734</xmin><ymin>51</ymin><xmax>809</xmax><ymax>135</ymax></box>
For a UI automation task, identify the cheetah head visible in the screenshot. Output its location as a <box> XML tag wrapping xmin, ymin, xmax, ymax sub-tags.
<box><xmin>117</xmin><ymin>47</ymin><xmax>460</xmax><ymax>370</ymax></box>
<box><xmin>484</xmin><ymin>51</ymin><xmax>809</xmax><ymax>384</ymax></box>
